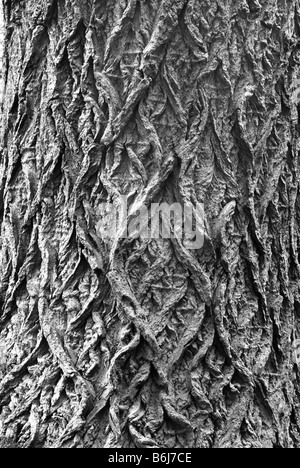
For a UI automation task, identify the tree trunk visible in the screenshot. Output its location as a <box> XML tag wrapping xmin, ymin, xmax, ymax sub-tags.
<box><xmin>0</xmin><ymin>0</ymin><xmax>300</xmax><ymax>449</ymax></box>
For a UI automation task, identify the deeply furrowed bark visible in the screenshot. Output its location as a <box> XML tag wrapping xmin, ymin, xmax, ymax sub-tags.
<box><xmin>0</xmin><ymin>0</ymin><xmax>300</xmax><ymax>449</ymax></box>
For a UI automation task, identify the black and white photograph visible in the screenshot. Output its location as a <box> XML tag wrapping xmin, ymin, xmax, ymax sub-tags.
<box><xmin>0</xmin><ymin>0</ymin><xmax>299</xmax><ymax>451</ymax></box>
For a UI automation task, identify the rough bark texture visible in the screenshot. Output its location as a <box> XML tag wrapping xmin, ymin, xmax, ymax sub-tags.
<box><xmin>0</xmin><ymin>0</ymin><xmax>300</xmax><ymax>449</ymax></box>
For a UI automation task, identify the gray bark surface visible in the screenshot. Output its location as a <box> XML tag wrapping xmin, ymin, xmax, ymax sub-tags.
<box><xmin>0</xmin><ymin>0</ymin><xmax>300</xmax><ymax>448</ymax></box>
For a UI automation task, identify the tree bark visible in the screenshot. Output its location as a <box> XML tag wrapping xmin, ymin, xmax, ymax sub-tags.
<box><xmin>0</xmin><ymin>0</ymin><xmax>300</xmax><ymax>449</ymax></box>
